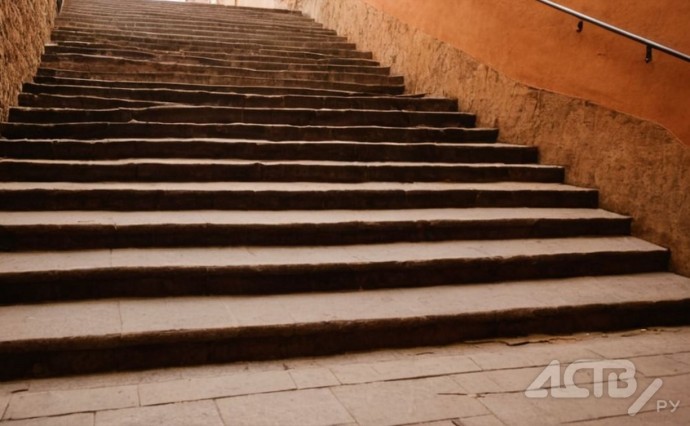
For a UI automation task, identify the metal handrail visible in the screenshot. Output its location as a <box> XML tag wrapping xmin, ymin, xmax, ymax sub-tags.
<box><xmin>536</xmin><ymin>0</ymin><xmax>690</xmax><ymax>63</ymax></box>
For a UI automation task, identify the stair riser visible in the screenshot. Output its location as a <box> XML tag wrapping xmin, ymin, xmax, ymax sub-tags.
<box><xmin>1</xmin><ymin>299</ymin><xmax>685</xmax><ymax>380</ymax></box>
<box><xmin>0</xmin><ymin>219</ymin><xmax>631</xmax><ymax>251</ymax></box>
<box><xmin>19</xmin><ymin>92</ymin><xmax>457</xmax><ymax>112</ymax></box>
<box><xmin>0</xmin><ymin>251</ymin><xmax>668</xmax><ymax>304</ymax></box>
<box><xmin>0</xmin><ymin>189</ymin><xmax>597</xmax><ymax>211</ymax></box>
<box><xmin>0</xmin><ymin>141</ymin><xmax>536</xmax><ymax>164</ymax></box>
<box><xmin>0</xmin><ymin>163</ymin><xmax>561</xmax><ymax>183</ymax></box>
<box><xmin>35</xmin><ymin>70</ymin><xmax>404</xmax><ymax>94</ymax></box>
<box><xmin>0</xmin><ymin>123</ymin><xmax>496</xmax><ymax>143</ymax></box>
<box><xmin>9</xmin><ymin>109</ymin><xmax>472</xmax><ymax>128</ymax></box>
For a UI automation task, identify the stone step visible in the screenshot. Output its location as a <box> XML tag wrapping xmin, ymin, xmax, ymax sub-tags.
<box><xmin>55</xmin><ymin>20</ymin><xmax>347</xmax><ymax>43</ymax></box>
<box><xmin>42</xmin><ymin>51</ymin><xmax>391</xmax><ymax>76</ymax></box>
<box><xmin>0</xmin><ymin>122</ymin><xmax>497</xmax><ymax>142</ymax></box>
<box><xmin>59</xmin><ymin>8</ymin><xmax>325</xmax><ymax>31</ymax></box>
<box><xmin>2</xmin><ymin>272</ymin><xmax>687</xmax><ymax>379</ymax></box>
<box><xmin>35</xmin><ymin>69</ymin><xmax>404</xmax><ymax>95</ymax></box>
<box><xmin>29</xmin><ymin>76</ymin><xmax>388</xmax><ymax>97</ymax></box>
<box><xmin>0</xmin><ymin>208</ymin><xmax>631</xmax><ymax>251</ymax></box>
<box><xmin>36</xmin><ymin>56</ymin><xmax>403</xmax><ymax>86</ymax></box>
<box><xmin>8</xmin><ymin>106</ymin><xmax>474</xmax><ymax>128</ymax></box>
<box><xmin>61</xmin><ymin>5</ymin><xmax>317</xmax><ymax>25</ymax></box>
<box><xmin>0</xmin><ymin>159</ymin><xmax>562</xmax><ymax>183</ymax></box>
<box><xmin>18</xmin><ymin>91</ymin><xmax>457</xmax><ymax>112</ymax></box>
<box><xmin>50</xmin><ymin>30</ymin><xmax>373</xmax><ymax>60</ymax></box>
<box><xmin>48</xmin><ymin>41</ymin><xmax>382</xmax><ymax>66</ymax></box>
<box><xmin>0</xmin><ymin>140</ymin><xmax>538</xmax><ymax>164</ymax></box>
<box><xmin>0</xmin><ymin>237</ymin><xmax>668</xmax><ymax>305</ymax></box>
<box><xmin>0</xmin><ymin>181</ymin><xmax>597</xmax><ymax>211</ymax></box>
<box><xmin>52</xmin><ymin>27</ymin><xmax>357</xmax><ymax>50</ymax></box>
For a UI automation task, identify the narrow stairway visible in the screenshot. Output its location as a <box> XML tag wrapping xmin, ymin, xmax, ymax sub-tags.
<box><xmin>0</xmin><ymin>0</ymin><xmax>688</xmax><ymax>380</ymax></box>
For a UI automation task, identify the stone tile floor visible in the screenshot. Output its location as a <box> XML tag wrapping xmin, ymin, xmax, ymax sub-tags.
<box><xmin>2</xmin><ymin>327</ymin><xmax>689</xmax><ymax>425</ymax></box>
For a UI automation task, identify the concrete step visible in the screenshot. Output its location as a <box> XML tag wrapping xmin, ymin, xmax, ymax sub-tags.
<box><xmin>0</xmin><ymin>208</ymin><xmax>631</xmax><ymax>251</ymax></box>
<box><xmin>0</xmin><ymin>181</ymin><xmax>597</xmax><ymax>211</ymax></box>
<box><xmin>2</xmin><ymin>273</ymin><xmax>686</xmax><ymax>379</ymax></box>
<box><xmin>0</xmin><ymin>237</ymin><xmax>668</xmax><ymax>305</ymax></box>
<box><xmin>35</xmin><ymin>68</ymin><xmax>405</xmax><ymax>95</ymax></box>
<box><xmin>8</xmin><ymin>106</ymin><xmax>474</xmax><ymax>128</ymax></box>
<box><xmin>18</xmin><ymin>91</ymin><xmax>458</xmax><ymax>112</ymax></box>
<box><xmin>0</xmin><ymin>140</ymin><xmax>538</xmax><ymax>164</ymax></box>
<box><xmin>43</xmin><ymin>51</ymin><xmax>390</xmax><ymax>74</ymax></box>
<box><xmin>0</xmin><ymin>159</ymin><xmax>563</xmax><ymax>183</ymax></box>
<box><xmin>29</xmin><ymin>76</ymin><xmax>389</xmax><ymax>97</ymax></box>
<box><xmin>0</xmin><ymin>122</ymin><xmax>497</xmax><ymax>142</ymax></box>
<box><xmin>48</xmin><ymin>41</ymin><xmax>382</xmax><ymax>67</ymax></box>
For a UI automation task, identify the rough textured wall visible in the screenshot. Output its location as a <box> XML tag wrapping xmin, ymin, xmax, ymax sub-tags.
<box><xmin>0</xmin><ymin>0</ymin><xmax>57</xmax><ymax>121</ymax></box>
<box><xmin>361</xmin><ymin>0</ymin><xmax>690</xmax><ymax>145</ymax></box>
<box><xmin>286</xmin><ymin>0</ymin><xmax>690</xmax><ymax>277</ymax></box>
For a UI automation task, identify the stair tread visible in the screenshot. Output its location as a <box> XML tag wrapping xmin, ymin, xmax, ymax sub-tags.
<box><xmin>0</xmin><ymin>236</ymin><xmax>664</xmax><ymax>275</ymax></box>
<box><xmin>1</xmin><ymin>272</ymin><xmax>687</xmax><ymax>349</ymax></box>
<box><xmin>0</xmin><ymin>207</ymin><xmax>627</xmax><ymax>226</ymax></box>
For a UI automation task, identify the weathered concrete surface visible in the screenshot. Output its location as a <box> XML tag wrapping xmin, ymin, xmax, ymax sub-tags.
<box><xmin>286</xmin><ymin>0</ymin><xmax>690</xmax><ymax>276</ymax></box>
<box><xmin>0</xmin><ymin>0</ymin><xmax>57</xmax><ymax>121</ymax></box>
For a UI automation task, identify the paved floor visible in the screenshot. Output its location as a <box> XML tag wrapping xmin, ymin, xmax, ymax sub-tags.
<box><xmin>2</xmin><ymin>327</ymin><xmax>689</xmax><ymax>425</ymax></box>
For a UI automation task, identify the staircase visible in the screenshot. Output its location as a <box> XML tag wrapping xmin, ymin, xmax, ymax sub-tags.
<box><xmin>0</xmin><ymin>0</ymin><xmax>688</xmax><ymax>381</ymax></box>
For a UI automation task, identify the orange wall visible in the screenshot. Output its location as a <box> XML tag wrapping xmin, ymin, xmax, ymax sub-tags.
<box><xmin>363</xmin><ymin>0</ymin><xmax>690</xmax><ymax>144</ymax></box>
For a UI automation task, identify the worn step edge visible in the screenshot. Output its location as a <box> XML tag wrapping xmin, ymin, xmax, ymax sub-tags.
<box><xmin>0</xmin><ymin>273</ymin><xmax>687</xmax><ymax>379</ymax></box>
<box><xmin>0</xmin><ymin>209</ymin><xmax>631</xmax><ymax>251</ymax></box>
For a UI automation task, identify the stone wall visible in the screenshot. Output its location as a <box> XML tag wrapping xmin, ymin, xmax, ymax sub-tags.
<box><xmin>285</xmin><ymin>0</ymin><xmax>690</xmax><ymax>276</ymax></box>
<box><xmin>0</xmin><ymin>0</ymin><xmax>57</xmax><ymax>122</ymax></box>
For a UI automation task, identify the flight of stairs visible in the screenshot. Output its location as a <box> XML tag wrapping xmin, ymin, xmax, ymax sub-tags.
<box><xmin>1</xmin><ymin>0</ymin><xmax>689</xmax><ymax>380</ymax></box>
